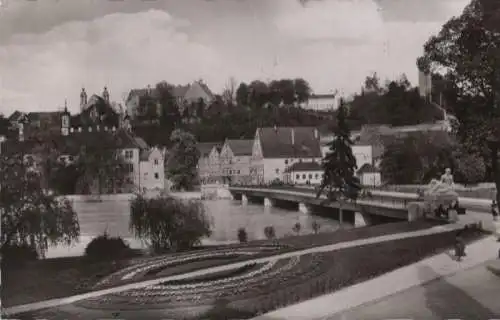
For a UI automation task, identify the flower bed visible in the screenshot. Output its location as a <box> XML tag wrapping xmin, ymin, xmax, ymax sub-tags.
<box><xmin>94</xmin><ymin>245</ymin><xmax>284</xmax><ymax>288</ymax></box>
<box><xmin>74</xmin><ymin>227</ymin><xmax>485</xmax><ymax>318</ymax></box>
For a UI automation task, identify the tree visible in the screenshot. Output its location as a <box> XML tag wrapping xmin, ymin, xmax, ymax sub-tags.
<box><xmin>221</xmin><ymin>77</ymin><xmax>237</xmax><ymax>106</ymax></box>
<box><xmin>248</xmin><ymin>80</ymin><xmax>270</xmax><ymax>108</ymax></box>
<box><xmin>0</xmin><ymin>153</ymin><xmax>80</xmax><ymax>258</ymax></box>
<box><xmin>235</xmin><ymin>82</ymin><xmax>250</xmax><ymax>106</ymax></box>
<box><xmin>317</xmin><ymin>98</ymin><xmax>361</xmax><ymax>200</ymax></box>
<box><xmin>293</xmin><ymin>78</ymin><xmax>312</xmax><ymax>104</ymax></box>
<box><xmin>292</xmin><ymin>222</ymin><xmax>301</xmax><ymax>235</ymax></box>
<box><xmin>75</xmin><ymin>135</ymin><xmax>129</xmax><ymax>194</ymax></box>
<box><xmin>166</xmin><ymin>129</ymin><xmax>200</xmax><ymax>191</ymax></box>
<box><xmin>454</xmin><ymin>150</ymin><xmax>486</xmax><ymax>185</ymax></box>
<box><xmin>130</xmin><ymin>195</ymin><xmax>212</xmax><ymax>252</ymax></box>
<box><xmin>417</xmin><ymin>0</ymin><xmax>500</xmax><ymax>202</ymax></box>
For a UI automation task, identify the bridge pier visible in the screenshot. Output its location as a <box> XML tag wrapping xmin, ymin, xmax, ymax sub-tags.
<box><xmin>407</xmin><ymin>201</ymin><xmax>425</xmax><ymax>221</ymax></box>
<box><xmin>241</xmin><ymin>194</ymin><xmax>248</xmax><ymax>206</ymax></box>
<box><xmin>354</xmin><ymin>211</ymin><xmax>372</xmax><ymax>227</ymax></box>
<box><xmin>264</xmin><ymin>197</ymin><xmax>275</xmax><ymax>207</ymax></box>
<box><xmin>298</xmin><ymin>202</ymin><xmax>311</xmax><ymax>214</ymax></box>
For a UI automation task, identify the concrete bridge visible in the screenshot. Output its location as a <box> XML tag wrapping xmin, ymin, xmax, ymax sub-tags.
<box><xmin>229</xmin><ymin>186</ymin><xmax>494</xmax><ymax>227</ymax></box>
<box><xmin>228</xmin><ymin>186</ymin><xmax>423</xmax><ymax>227</ymax></box>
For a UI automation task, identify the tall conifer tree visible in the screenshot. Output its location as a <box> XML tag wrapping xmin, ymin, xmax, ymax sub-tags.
<box><xmin>317</xmin><ymin>98</ymin><xmax>361</xmax><ymax>200</ymax></box>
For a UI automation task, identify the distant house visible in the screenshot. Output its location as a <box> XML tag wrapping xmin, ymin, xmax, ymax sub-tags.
<box><xmin>8</xmin><ymin>110</ymin><xmax>64</xmax><ymax>140</ymax></box>
<box><xmin>125</xmin><ymin>80</ymin><xmax>214</xmax><ymax>119</ymax></box>
<box><xmin>283</xmin><ymin>161</ymin><xmax>323</xmax><ymax>185</ymax></box>
<box><xmin>357</xmin><ymin>163</ymin><xmax>381</xmax><ymax>187</ymax></box>
<box><xmin>300</xmin><ymin>94</ymin><xmax>338</xmax><ymax>111</ymax></box>
<box><xmin>219</xmin><ymin>139</ymin><xmax>253</xmax><ymax>185</ymax></box>
<box><xmin>197</xmin><ymin>142</ymin><xmax>222</xmax><ymax>184</ymax></box>
<box><xmin>251</xmin><ymin>126</ymin><xmax>322</xmax><ymax>184</ymax></box>
<box><xmin>139</xmin><ymin>145</ymin><xmax>166</xmax><ymax>191</ymax></box>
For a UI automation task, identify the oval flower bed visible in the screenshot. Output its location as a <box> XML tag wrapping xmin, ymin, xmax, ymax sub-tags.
<box><xmin>94</xmin><ymin>245</ymin><xmax>284</xmax><ymax>288</ymax></box>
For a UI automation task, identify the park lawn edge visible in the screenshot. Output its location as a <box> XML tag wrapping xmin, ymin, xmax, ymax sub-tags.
<box><xmin>2</xmin><ymin>220</ymin><xmax>440</xmax><ymax>308</ymax></box>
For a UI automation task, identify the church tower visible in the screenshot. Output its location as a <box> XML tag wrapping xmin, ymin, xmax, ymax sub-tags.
<box><xmin>61</xmin><ymin>100</ymin><xmax>71</xmax><ymax>136</ymax></box>
<box><xmin>80</xmin><ymin>87</ymin><xmax>88</xmax><ymax>111</ymax></box>
<box><xmin>103</xmin><ymin>86</ymin><xmax>110</xmax><ymax>103</ymax></box>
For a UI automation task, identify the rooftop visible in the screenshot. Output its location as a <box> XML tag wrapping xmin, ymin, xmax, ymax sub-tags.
<box><xmin>285</xmin><ymin>161</ymin><xmax>323</xmax><ymax>172</ymax></box>
<box><xmin>225</xmin><ymin>139</ymin><xmax>253</xmax><ymax>156</ymax></box>
<box><xmin>257</xmin><ymin>126</ymin><xmax>322</xmax><ymax>159</ymax></box>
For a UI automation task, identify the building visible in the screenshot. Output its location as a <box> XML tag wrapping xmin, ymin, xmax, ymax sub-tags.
<box><xmin>125</xmin><ymin>80</ymin><xmax>214</xmax><ymax>119</ymax></box>
<box><xmin>250</xmin><ymin>126</ymin><xmax>322</xmax><ymax>184</ymax></box>
<box><xmin>356</xmin><ymin>163</ymin><xmax>382</xmax><ymax>187</ymax></box>
<box><xmin>139</xmin><ymin>145</ymin><xmax>166</xmax><ymax>191</ymax></box>
<box><xmin>197</xmin><ymin>142</ymin><xmax>222</xmax><ymax>184</ymax></box>
<box><xmin>2</xmin><ymin>102</ymin><xmax>164</xmax><ymax>194</ymax></box>
<box><xmin>283</xmin><ymin>161</ymin><xmax>323</xmax><ymax>185</ymax></box>
<box><xmin>300</xmin><ymin>94</ymin><xmax>338</xmax><ymax>111</ymax></box>
<box><xmin>219</xmin><ymin>139</ymin><xmax>253</xmax><ymax>185</ymax></box>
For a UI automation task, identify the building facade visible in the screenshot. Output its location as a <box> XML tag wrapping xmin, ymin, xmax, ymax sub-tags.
<box><xmin>283</xmin><ymin>161</ymin><xmax>323</xmax><ymax>185</ymax></box>
<box><xmin>197</xmin><ymin>142</ymin><xmax>222</xmax><ymax>184</ymax></box>
<box><xmin>300</xmin><ymin>94</ymin><xmax>338</xmax><ymax>111</ymax></box>
<box><xmin>251</xmin><ymin>127</ymin><xmax>322</xmax><ymax>184</ymax></box>
<box><xmin>139</xmin><ymin>147</ymin><xmax>166</xmax><ymax>191</ymax></box>
<box><xmin>219</xmin><ymin>139</ymin><xmax>253</xmax><ymax>185</ymax></box>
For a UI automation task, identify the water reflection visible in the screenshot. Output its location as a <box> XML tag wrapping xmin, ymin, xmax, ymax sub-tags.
<box><xmin>45</xmin><ymin>198</ymin><xmax>344</xmax><ymax>258</ymax></box>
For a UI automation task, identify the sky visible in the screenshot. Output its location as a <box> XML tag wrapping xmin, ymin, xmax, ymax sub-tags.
<box><xmin>0</xmin><ymin>0</ymin><xmax>470</xmax><ymax>114</ymax></box>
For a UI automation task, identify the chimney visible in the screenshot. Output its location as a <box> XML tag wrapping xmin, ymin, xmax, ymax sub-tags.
<box><xmin>291</xmin><ymin>128</ymin><xmax>295</xmax><ymax>145</ymax></box>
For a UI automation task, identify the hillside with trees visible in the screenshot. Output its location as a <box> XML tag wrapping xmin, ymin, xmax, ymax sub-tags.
<box><xmin>128</xmin><ymin>74</ymin><xmax>444</xmax><ymax>147</ymax></box>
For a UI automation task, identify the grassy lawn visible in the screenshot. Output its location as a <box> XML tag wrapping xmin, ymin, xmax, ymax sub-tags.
<box><xmin>1</xmin><ymin>221</ymin><xmax>439</xmax><ymax>308</ymax></box>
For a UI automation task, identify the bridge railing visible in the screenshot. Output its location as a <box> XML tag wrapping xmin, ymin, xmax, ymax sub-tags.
<box><xmin>229</xmin><ymin>184</ymin><xmax>419</xmax><ymax>209</ymax></box>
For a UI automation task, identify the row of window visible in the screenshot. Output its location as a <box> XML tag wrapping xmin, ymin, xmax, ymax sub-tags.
<box><xmin>144</xmin><ymin>172</ymin><xmax>160</xmax><ymax>179</ymax></box>
<box><xmin>295</xmin><ymin>173</ymin><xmax>322</xmax><ymax>180</ymax></box>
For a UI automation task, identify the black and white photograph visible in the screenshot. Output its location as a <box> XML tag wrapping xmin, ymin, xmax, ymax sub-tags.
<box><xmin>0</xmin><ymin>0</ymin><xmax>499</xmax><ymax>319</ymax></box>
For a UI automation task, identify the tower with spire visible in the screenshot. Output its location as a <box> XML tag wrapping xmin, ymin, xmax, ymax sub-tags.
<box><xmin>61</xmin><ymin>100</ymin><xmax>71</xmax><ymax>136</ymax></box>
<box><xmin>80</xmin><ymin>87</ymin><xmax>88</xmax><ymax>111</ymax></box>
<box><xmin>103</xmin><ymin>86</ymin><xmax>110</xmax><ymax>103</ymax></box>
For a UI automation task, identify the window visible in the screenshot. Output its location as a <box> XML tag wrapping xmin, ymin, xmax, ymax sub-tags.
<box><xmin>124</xmin><ymin>163</ymin><xmax>134</xmax><ymax>173</ymax></box>
<box><xmin>302</xmin><ymin>174</ymin><xmax>306</xmax><ymax>179</ymax></box>
<box><xmin>154</xmin><ymin>159</ymin><xmax>159</xmax><ymax>165</ymax></box>
<box><xmin>275</xmin><ymin>168</ymin><xmax>280</xmax><ymax>174</ymax></box>
<box><xmin>68</xmin><ymin>155</ymin><xmax>74</xmax><ymax>162</ymax></box>
<box><xmin>124</xmin><ymin>150</ymin><xmax>133</xmax><ymax>159</ymax></box>
<box><xmin>284</xmin><ymin>159</ymin><xmax>289</xmax><ymax>165</ymax></box>
<box><xmin>308</xmin><ymin>174</ymin><xmax>312</xmax><ymax>179</ymax></box>
<box><xmin>154</xmin><ymin>173</ymin><xmax>159</xmax><ymax>179</ymax></box>
<box><xmin>296</xmin><ymin>174</ymin><xmax>300</xmax><ymax>180</ymax></box>
<box><xmin>237</xmin><ymin>170</ymin><xmax>240</xmax><ymax>174</ymax></box>
<box><xmin>315</xmin><ymin>173</ymin><xmax>319</xmax><ymax>179</ymax></box>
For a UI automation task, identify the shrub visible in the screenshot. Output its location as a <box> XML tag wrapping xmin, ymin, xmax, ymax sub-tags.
<box><xmin>264</xmin><ymin>226</ymin><xmax>276</xmax><ymax>240</ymax></box>
<box><xmin>237</xmin><ymin>227</ymin><xmax>248</xmax><ymax>243</ymax></box>
<box><xmin>84</xmin><ymin>232</ymin><xmax>130</xmax><ymax>260</ymax></box>
<box><xmin>1</xmin><ymin>243</ymin><xmax>38</xmax><ymax>266</ymax></box>
<box><xmin>130</xmin><ymin>194</ymin><xmax>212</xmax><ymax>253</ymax></box>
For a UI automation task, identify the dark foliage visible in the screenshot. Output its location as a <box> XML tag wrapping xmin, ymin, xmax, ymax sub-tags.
<box><xmin>84</xmin><ymin>232</ymin><xmax>131</xmax><ymax>260</ymax></box>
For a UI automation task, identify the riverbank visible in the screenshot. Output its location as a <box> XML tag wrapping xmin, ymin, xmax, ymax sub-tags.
<box><xmin>7</xmin><ymin>225</ymin><xmax>487</xmax><ymax>319</ymax></box>
<box><xmin>1</xmin><ymin>221</ymin><xmax>438</xmax><ymax>308</ymax></box>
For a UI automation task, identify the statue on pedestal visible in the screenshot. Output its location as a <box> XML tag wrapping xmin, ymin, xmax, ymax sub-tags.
<box><xmin>440</xmin><ymin>168</ymin><xmax>455</xmax><ymax>189</ymax></box>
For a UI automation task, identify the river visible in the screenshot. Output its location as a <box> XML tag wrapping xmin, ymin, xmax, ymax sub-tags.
<box><xmin>45</xmin><ymin>197</ymin><xmax>345</xmax><ymax>258</ymax></box>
